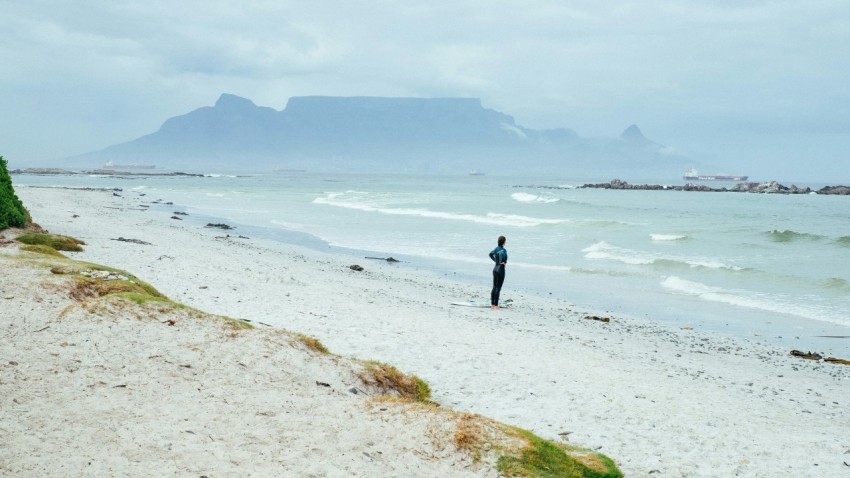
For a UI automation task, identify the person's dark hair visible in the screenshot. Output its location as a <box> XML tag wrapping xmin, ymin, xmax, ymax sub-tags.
<box><xmin>497</xmin><ymin>235</ymin><xmax>506</xmax><ymax>246</ymax></box>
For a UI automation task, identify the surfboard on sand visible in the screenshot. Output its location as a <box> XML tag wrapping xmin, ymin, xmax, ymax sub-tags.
<box><xmin>450</xmin><ymin>300</ymin><xmax>512</xmax><ymax>308</ymax></box>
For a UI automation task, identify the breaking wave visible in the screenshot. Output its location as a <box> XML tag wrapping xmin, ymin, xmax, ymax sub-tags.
<box><xmin>582</xmin><ymin>241</ymin><xmax>742</xmax><ymax>270</ymax></box>
<box><xmin>511</xmin><ymin>192</ymin><xmax>560</xmax><ymax>204</ymax></box>
<box><xmin>661</xmin><ymin>276</ymin><xmax>848</xmax><ymax>326</ymax></box>
<box><xmin>313</xmin><ymin>192</ymin><xmax>570</xmax><ymax>227</ymax></box>
<box><xmin>765</xmin><ymin>229</ymin><xmax>826</xmax><ymax>243</ymax></box>
<box><xmin>650</xmin><ymin>234</ymin><xmax>688</xmax><ymax>242</ymax></box>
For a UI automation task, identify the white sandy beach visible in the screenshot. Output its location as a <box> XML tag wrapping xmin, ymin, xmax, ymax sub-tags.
<box><xmin>5</xmin><ymin>186</ymin><xmax>850</xmax><ymax>477</ymax></box>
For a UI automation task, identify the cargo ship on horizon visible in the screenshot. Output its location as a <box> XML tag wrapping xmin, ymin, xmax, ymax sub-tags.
<box><xmin>683</xmin><ymin>168</ymin><xmax>748</xmax><ymax>181</ymax></box>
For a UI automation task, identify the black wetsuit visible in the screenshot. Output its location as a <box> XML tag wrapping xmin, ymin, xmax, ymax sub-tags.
<box><xmin>489</xmin><ymin>246</ymin><xmax>508</xmax><ymax>306</ymax></box>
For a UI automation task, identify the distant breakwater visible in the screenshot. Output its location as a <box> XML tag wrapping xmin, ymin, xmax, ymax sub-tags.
<box><xmin>573</xmin><ymin>179</ymin><xmax>850</xmax><ymax>195</ymax></box>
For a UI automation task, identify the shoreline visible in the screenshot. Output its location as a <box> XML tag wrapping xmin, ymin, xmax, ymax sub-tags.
<box><xmin>139</xmin><ymin>188</ymin><xmax>850</xmax><ymax>357</ymax></box>
<box><xmin>12</xmin><ymin>185</ymin><xmax>850</xmax><ymax>477</ymax></box>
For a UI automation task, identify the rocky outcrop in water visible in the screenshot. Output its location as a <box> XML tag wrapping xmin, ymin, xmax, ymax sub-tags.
<box><xmin>729</xmin><ymin>181</ymin><xmax>812</xmax><ymax>194</ymax></box>
<box><xmin>817</xmin><ymin>185</ymin><xmax>850</xmax><ymax>195</ymax></box>
<box><xmin>576</xmin><ymin>179</ymin><xmax>848</xmax><ymax>195</ymax></box>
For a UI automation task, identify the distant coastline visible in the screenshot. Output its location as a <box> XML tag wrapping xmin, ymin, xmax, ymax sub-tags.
<box><xmin>10</xmin><ymin>168</ymin><xmax>204</xmax><ymax>178</ymax></box>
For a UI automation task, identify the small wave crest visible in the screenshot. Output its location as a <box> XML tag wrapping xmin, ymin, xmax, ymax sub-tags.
<box><xmin>836</xmin><ymin>236</ymin><xmax>850</xmax><ymax>247</ymax></box>
<box><xmin>661</xmin><ymin>276</ymin><xmax>848</xmax><ymax>326</ymax></box>
<box><xmin>650</xmin><ymin>234</ymin><xmax>688</xmax><ymax>242</ymax></box>
<box><xmin>510</xmin><ymin>262</ymin><xmax>572</xmax><ymax>272</ymax></box>
<box><xmin>765</xmin><ymin>229</ymin><xmax>825</xmax><ymax>243</ymax></box>
<box><xmin>313</xmin><ymin>192</ymin><xmax>569</xmax><ymax>227</ymax></box>
<box><xmin>823</xmin><ymin>277</ymin><xmax>850</xmax><ymax>292</ymax></box>
<box><xmin>270</xmin><ymin>219</ymin><xmax>308</xmax><ymax>231</ymax></box>
<box><xmin>582</xmin><ymin>241</ymin><xmax>742</xmax><ymax>270</ymax></box>
<box><xmin>511</xmin><ymin>192</ymin><xmax>559</xmax><ymax>204</ymax></box>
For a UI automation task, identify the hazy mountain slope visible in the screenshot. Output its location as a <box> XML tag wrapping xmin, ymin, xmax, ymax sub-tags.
<box><xmin>66</xmin><ymin>94</ymin><xmax>686</xmax><ymax>176</ymax></box>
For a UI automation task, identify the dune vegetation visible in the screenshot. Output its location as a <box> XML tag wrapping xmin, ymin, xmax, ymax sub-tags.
<box><xmin>0</xmin><ymin>156</ymin><xmax>30</xmax><ymax>229</ymax></box>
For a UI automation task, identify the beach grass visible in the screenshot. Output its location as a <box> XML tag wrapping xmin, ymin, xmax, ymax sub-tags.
<box><xmin>497</xmin><ymin>428</ymin><xmax>623</xmax><ymax>478</ymax></box>
<box><xmin>453</xmin><ymin>413</ymin><xmax>491</xmax><ymax>461</ymax></box>
<box><xmin>222</xmin><ymin>316</ymin><xmax>254</xmax><ymax>330</ymax></box>
<box><xmin>16</xmin><ymin>231</ymin><xmax>85</xmax><ymax>251</ymax></box>
<box><xmin>296</xmin><ymin>333</ymin><xmax>330</xmax><ymax>354</ymax></box>
<box><xmin>21</xmin><ymin>244</ymin><xmax>68</xmax><ymax>257</ymax></box>
<box><xmin>113</xmin><ymin>291</ymin><xmax>173</xmax><ymax>306</ymax></box>
<box><xmin>50</xmin><ymin>257</ymin><xmax>256</xmax><ymax>332</ymax></box>
<box><xmin>359</xmin><ymin>361</ymin><xmax>432</xmax><ymax>403</ymax></box>
<box><xmin>70</xmin><ymin>275</ymin><xmax>167</xmax><ymax>302</ymax></box>
<box><xmin>366</xmin><ymin>401</ymin><xmax>623</xmax><ymax>477</ymax></box>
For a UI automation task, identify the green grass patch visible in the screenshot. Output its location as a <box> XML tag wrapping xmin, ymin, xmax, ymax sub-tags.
<box><xmin>21</xmin><ymin>244</ymin><xmax>68</xmax><ymax>258</ymax></box>
<box><xmin>70</xmin><ymin>275</ymin><xmax>167</xmax><ymax>303</ymax></box>
<box><xmin>359</xmin><ymin>361</ymin><xmax>431</xmax><ymax>403</ymax></box>
<box><xmin>114</xmin><ymin>291</ymin><xmax>174</xmax><ymax>306</ymax></box>
<box><xmin>497</xmin><ymin>428</ymin><xmax>622</xmax><ymax>478</ymax></box>
<box><xmin>74</xmin><ymin>261</ymin><xmax>166</xmax><ymax>298</ymax></box>
<box><xmin>223</xmin><ymin>316</ymin><xmax>254</xmax><ymax>330</ymax></box>
<box><xmin>17</xmin><ymin>232</ymin><xmax>85</xmax><ymax>251</ymax></box>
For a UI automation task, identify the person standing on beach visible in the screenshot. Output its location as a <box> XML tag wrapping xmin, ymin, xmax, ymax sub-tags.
<box><xmin>489</xmin><ymin>235</ymin><xmax>508</xmax><ymax>310</ymax></box>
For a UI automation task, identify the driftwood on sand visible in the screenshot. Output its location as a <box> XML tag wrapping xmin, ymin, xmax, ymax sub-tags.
<box><xmin>790</xmin><ymin>350</ymin><xmax>850</xmax><ymax>365</ymax></box>
<box><xmin>365</xmin><ymin>256</ymin><xmax>400</xmax><ymax>263</ymax></box>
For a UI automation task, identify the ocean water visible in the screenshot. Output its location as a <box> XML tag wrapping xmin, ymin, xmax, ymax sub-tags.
<box><xmin>18</xmin><ymin>172</ymin><xmax>850</xmax><ymax>355</ymax></box>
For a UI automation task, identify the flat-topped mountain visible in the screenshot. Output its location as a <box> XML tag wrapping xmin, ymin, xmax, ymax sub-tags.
<box><xmin>67</xmin><ymin>94</ymin><xmax>687</xmax><ymax>175</ymax></box>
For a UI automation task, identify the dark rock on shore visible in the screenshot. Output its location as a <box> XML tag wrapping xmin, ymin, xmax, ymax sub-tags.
<box><xmin>112</xmin><ymin>237</ymin><xmax>152</xmax><ymax>245</ymax></box>
<box><xmin>205</xmin><ymin>223</ymin><xmax>234</xmax><ymax>230</ymax></box>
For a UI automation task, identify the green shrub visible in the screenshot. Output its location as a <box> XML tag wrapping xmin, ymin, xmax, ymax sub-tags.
<box><xmin>0</xmin><ymin>156</ymin><xmax>30</xmax><ymax>229</ymax></box>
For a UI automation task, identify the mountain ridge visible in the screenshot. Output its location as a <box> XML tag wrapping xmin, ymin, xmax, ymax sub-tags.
<box><xmin>67</xmin><ymin>94</ymin><xmax>688</xmax><ymax>175</ymax></box>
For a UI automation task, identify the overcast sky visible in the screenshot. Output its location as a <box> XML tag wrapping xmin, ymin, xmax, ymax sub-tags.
<box><xmin>2</xmin><ymin>1</ymin><xmax>848</xmax><ymax>180</ymax></box>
